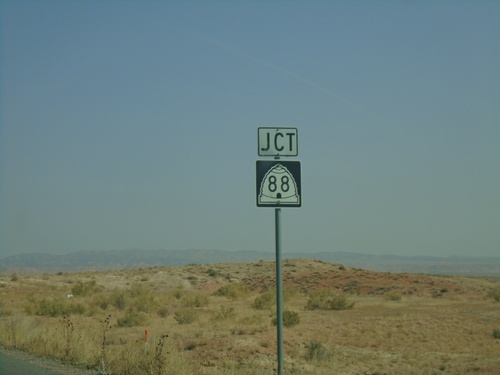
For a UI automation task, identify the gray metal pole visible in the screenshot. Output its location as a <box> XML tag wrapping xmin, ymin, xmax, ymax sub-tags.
<box><xmin>275</xmin><ymin>207</ymin><xmax>284</xmax><ymax>375</ymax></box>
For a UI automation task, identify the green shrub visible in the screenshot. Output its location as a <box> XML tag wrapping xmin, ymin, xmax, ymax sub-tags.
<box><xmin>128</xmin><ymin>283</ymin><xmax>147</xmax><ymax>297</ymax></box>
<box><xmin>253</xmin><ymin>287</ymin><xmax>299</xmax><ymax>310</ymax></box>
<box><xmin>181</xmin><ymin>292</ymin><xmax>209</xmax><ymax>307</ymax></box>
<box><xmin>157</xmin><ymin>306</ymin><xmax>170</xmax><ymax>318</ymax></box>
<box><xmin>71</xmin><ymin>280</ymin><xmax>98</xmax><ymax>296</ymax></box>
<box><xmin>174</xmin><ymin>308</ymin><xmax>198</xmax><ymax>324</ymax></box>
<box><xmin>273</xmin><ymin>310</ymin><xmax>300</xmax><ymax>328</ymax></box>
<box><xmin>214</xmin><ymin>284</ymin><xmax>250</xmax><ymax>300</ymax></box>
<box><xmin>305</xmin><ymin>340</ymin><xmax>331</xmax><ymax>362</ymax></box>
<box><xmin>253</xmin><ymin>290</ymin><xmax>275</xmax><ymax>310</ymax></box>
<box><xmin>117</xmin><ymin>312</ymin><xmax>146</xmax><ymax>327</ymax></box>
<box><xmin>305</xmin><ymin>289</ymin><xmax>354</xmax><ymax>311</ymax></box>
<box><xmin>493</xmin><ymin>329</ymin><xmax>500</xmax><ymax>339</ymax></box>
<box><xmin>111</xmin><ymin>291</ymin><xmax>127</xmax><ymax>310</ymax></box>
<box><xmin>211</xmin><ymin>305</ymin><xmax>236</xmax><ymax>322</ymax></box>
<box><xmin>239</xmin><ymin>314</ymin><xmax>264</xmax><ymax>325</ymax></box>
<box><xmin>92</xmin><ymin>294</ymin><xmax>109</xmax><ymax>310</ymax></box>
<box><xmin>69</xmin><ymin>303</ymin><xmax>86</xmax><ymax>315</ymax></box>
<box><xmin>384</xmin><ymin>290</ymin><xmax>402</xmax><ymax>301</ymax></box>
<box><xmin>206</xmin><ymin>268</ymin><xmax>219</xmax><ymax>277</ymax></box>
<box><xmin>36</xmin><ymin>299</ymin><xmax>66</xmax><ymax>316</ymax></box>
<box><xmin>131</xmin><ymin>293</ymin><xmax>158</xmax><ymax>313</ymax></box>
<box><xmin>35</xmin><ymin>298</ymin><xmax>86</xmax><ymax>317</ymax></box>
<box><xmin>171</xmin><ymin>289</ymin><xmax>186</xmax><ymax>300</ymax></box>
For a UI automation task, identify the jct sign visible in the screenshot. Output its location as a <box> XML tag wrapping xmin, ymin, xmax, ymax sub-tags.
<box><xmin>258</xmin><ymin>127</ymin><xmax>298</xmax><ymax>157</ymax></box>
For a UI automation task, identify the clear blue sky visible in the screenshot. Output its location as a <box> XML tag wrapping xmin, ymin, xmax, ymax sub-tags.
<box><xmin>1</xmin><ymin>1</ymin><xmax>499</xmax><ymax>259</ymax></box>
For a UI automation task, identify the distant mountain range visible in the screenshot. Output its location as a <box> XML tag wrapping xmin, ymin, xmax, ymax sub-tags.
<box><xmin>1</xmin><ymin>249</ymin><xmax>499</xmax><ymax>277</ymax></box>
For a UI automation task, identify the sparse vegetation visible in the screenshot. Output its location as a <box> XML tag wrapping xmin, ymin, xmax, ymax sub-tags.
<box><xmin>157</xmin><ymin>306</ymin><xmax>170</xmax><ymax>318</ymax></box>
<box><xmin>252</xmin><ymin>290</ymin><xmax>275</xmax><ymax>310</ymax></box>
<box><xmin>305</xmin><ymin>289</ymin><xmax>354</xmax><ymax>310</ymax></box>
<box><xmin>111</xmin><ymin>290</ymin><xmax>127</xmax><ymax>310</ymax></box>
<box><xmin>305</xmin><ymin>340</ymin><xmax>331</xmax><ymax>362</ymax></box>
<box><xmin>31</xmin><ymin>298</ymin><xmax>86</xmax><ymax>317</ymax></box>
<box><xmin>272</xmin><ymin>310</ymin><xmax>300</xmax><ymax>328</ymax></box>
<box><xmin>384</xmin><ymin>289</ymin><xmax>403</xmax><ymax>301</ymax></box>
<box><xmin>117</xmin><ymin>312</ymin><xmax>146</xmax><ymax>327</ymax></box>
<box><xmin>181</xmin><ymin>292</ymin><xmax>209</xmax><ymax>307</ymax></box>
<box><xmin>488</xmin><ymin>287</ymin><xmax>500</xmax><ymax>302</ymax></box>
<box><xmin>206</xmin><ymin>268</ymin><xmax>219</xmax><ymax>277</ymax></box>
<box><xmin>174</xmin><ymin>308</ymin><xmax>198</xmax><ymax>324</ymax></box>
<box><xmin>0</xmin><ymin>259</ymin><xmax>498</xmax><ymax>374</ymax></box>
<box><xmin>213</xmin><ymin>283</ymin><xmax>250</xmax><ymax>300</ymax></box>
<box><xmin>71</xmin><ymin>280</ymin><xmax>99</xmax><ymax>296</ymax></box>
<box><xmin>211</xmin><ymin>305</ymin><xmax>236</xmax><ymax>322</ymax></box>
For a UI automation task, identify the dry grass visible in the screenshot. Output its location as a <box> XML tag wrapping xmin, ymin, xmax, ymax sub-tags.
<box><xmin>0</xmin><ymin>259</ymin><xmax>499</xmax><ymax>374</ymax></box>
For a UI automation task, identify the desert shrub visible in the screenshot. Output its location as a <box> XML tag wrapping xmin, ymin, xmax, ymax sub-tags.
<box><xmin>253</xmin><ymin>287</ymin><xmax>301</xmax><ymax>310</ymax></box>
<box><xmin>206</xmin><ymin>268</ymin><xmax>219</xmax><ymax>277</ymax></box>
<box><xmin>488</xmin><ymin>288</ymin><xmax>500</xmax><ymax>302</ymax></box>
<box><xmin>131</xmin><ymin>293</ymin><xmax>158</xmax><ymax>313</ymax></box>
<box><xmin>273</xmin><ymin>310</ymin><xmax>300</xmax><ymax>328</ymax></box>
<box><xmin>305</xmin><ymin>289</ymin><xmax>354</xmax><ymax>311</ymax></box>
<box><xmin>71</xmin><ymin>280</ymin><xmax>98</xmax><ymax>296</ymax></box>
<box><xmin>253</xmin><ymin>290</ymin><xmax>275</xmax><ymax>310</ymax></box>
<box><xmin>384</xmin><ymin>290</ymin><xmax>403</xmax><ymax>301</ymax></box>
<box><xmin>283</xmin><ymin>286</ymin><xmax>301</xmax><ymax>301</ymax></box>
<box><xmin>36</xmin><ymin>299</ymin><xmax>67</xmax><ymax>316</ymax></box>
<box><xmin>69</xmin><ymin>303</ymin><xmax>86</xmax><ymax>315</ymax></box>
<box><xmin>493</xmin><ymin>329</ymin><xmax>500</xmax><ymax>339</ymax></box>
<box><xmin>10</xmin><ymin>273</ymin><xmax>19</xmax><ymax>282</ymax></box>
<box><xmin>35</xmin><ymin>298</ymin><xmax>86</xmax><ymax>317</ymax></box>
<box><xmin>181</xmin><ymin>292</ymin><xmax>209</xmax><ymax>308</ymax></box>
<box><xmin>214</xmin><ymin>283</ymin><xmax>250</xmax><ymax>300</ymax></box>
<box><xmin>432</xmin><ymin>289</ymin><xmax>443</xmax><ymax>298</ymax></box>
<box><xmin>111</xmin><ymin>291</ymin><xmax>127</xmax><ymax>310</ymax></box>
<box><xmin>128</xmin><ymin>283</ymin><xmax>148</xmax><ymax>297</ymax></box>
<box><xmin>117</xmin><ymin>312</ymin><xmax>146</xmax><ymax>327</ymax></box>
<box><xmin>170</xmin><ymin>288</ymin><xmax>186</xmax><ymax>300</ymax></box>
<box><xmin>91</xmin><ymin>294</ymin><xmax>109</xmax><ymax>310</ymax></box>
<box><xmin>211</xmin><ymin>305</ymin><xmax>236</xmax><ymax>322</ymax></box>
<box><xmin>305</xmin><ymin>340</ymin><xmax>331</xmax><ymax>362</ymax></box>
<box><xmin>157</xmin><ymin>306</ymin><xmax>170</xmax><ymax>318</ymax></box>
<box><xmin>239</xmin><ymin>314</ymin><xmax>265</xmax><ymax>325</ymax></box>
<box><xmin>174</xmin><ymin>308</ymin><xmax>198</xmax><ymax>324</ymax></box>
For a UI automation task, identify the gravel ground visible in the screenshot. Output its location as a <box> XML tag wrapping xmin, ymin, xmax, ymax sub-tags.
<box><xmin>0</xmin><ymin>347</ymin><xmax>97</xmax><ymax>375</ymax></box>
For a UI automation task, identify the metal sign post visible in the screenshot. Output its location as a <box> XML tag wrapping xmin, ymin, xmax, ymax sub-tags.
<box><xmin>275</xmin><ymin>205</ymin><xmax>284</xmax><ymax>375</ymax></box>
<box><xmin>256</xmin><ymin>127</ymin><xmax>301</xmax><ymax>375</ymax></box>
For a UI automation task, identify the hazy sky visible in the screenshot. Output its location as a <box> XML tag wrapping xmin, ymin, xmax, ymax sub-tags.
<box><xmin>1</xmin><ymin>1</ymin><xmax>499</xmax><ymax>259</ymax></box>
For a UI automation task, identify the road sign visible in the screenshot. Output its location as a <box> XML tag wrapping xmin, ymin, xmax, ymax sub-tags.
<box><xmin>258</xmin><ymin>127</ymin><xmax>298</xmax><ymax>157</ymax></box>
<box><xmin>256</xmin><ymin>160</ymin><xmax>301</xmax><ymax>207</ymax></box>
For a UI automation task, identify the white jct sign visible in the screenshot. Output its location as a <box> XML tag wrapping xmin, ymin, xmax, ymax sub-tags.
<box><xmin>258</xmin><ymin>127</ymin><xmax>298</xmax><ymax>157</ymax></box>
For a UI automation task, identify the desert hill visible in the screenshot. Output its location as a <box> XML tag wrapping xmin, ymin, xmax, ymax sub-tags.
<box><xmin>1</xmin><ymin>249</ymin><xmax>500</xmax><ymax>276</ymax></box>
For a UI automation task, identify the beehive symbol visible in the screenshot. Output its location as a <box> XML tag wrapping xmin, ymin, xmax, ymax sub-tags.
<box><xmin>259</xmin><ymin>164</ymin><xmax>300</xmax><ymax>205</ymax></box>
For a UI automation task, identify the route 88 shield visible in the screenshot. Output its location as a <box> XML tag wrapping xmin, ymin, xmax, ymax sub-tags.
<box><xmin>256</xmin><ymin>161</ymin><xmax>301</xmax><ymax>207</ymax></box>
